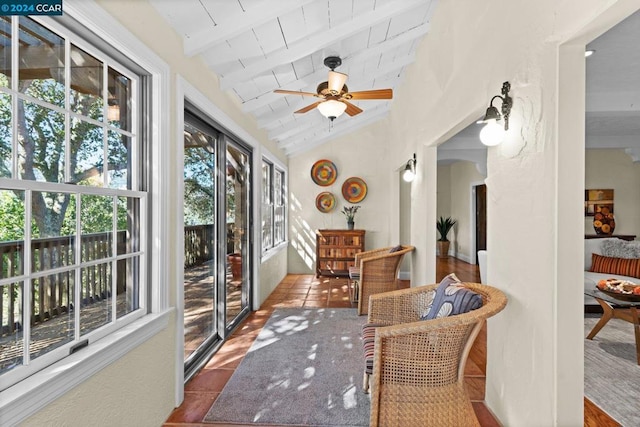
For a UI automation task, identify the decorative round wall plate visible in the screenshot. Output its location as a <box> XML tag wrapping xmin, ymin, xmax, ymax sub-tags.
<box><xmin>315</xmin><ymin>192</ymin><xmax>336</xmax><ymax>213</ymax></box>
<box><xmin>311</xmin><ymin>159</ymin><xmax>338</xmax><ymax>186</ymax></box>
<box><xmin>342</xmin><ymin>177</ymin><xmax>367</xmax><ymax>203</ymax></box>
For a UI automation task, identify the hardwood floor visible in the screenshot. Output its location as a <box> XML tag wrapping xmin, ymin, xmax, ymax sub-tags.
<box><xmin>164</xmin><ymin>256</ymin><xmax>611</xmax><ymax>426</ymax></box>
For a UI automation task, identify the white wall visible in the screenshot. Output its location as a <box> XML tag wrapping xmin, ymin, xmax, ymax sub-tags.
<box><xmin>585</xmin><ymin>149</ymin><xmax>640</xmax><ymax>238</ymax></box>
<box><xmin>288</xmin><ymin>120</ymin><xmax>393</xmax><ymax>274</ymax></box>
<box><xmin>21</xmin><ymin>320</ymin><xmax>177</xmax><ymax>427</ymax></box>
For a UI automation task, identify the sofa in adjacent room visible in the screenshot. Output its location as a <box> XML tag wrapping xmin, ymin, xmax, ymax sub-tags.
<box><xmin>584</xmin><ymin>237</ymin><xmax>640</xmax><ymax>306</ymax></box>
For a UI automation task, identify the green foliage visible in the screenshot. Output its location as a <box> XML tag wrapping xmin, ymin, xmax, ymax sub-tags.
<box><xmin>341</xmin><ymin>205</ymin><xmax>361</xmax><ymax>221</ymax></box>
<box><xmin>0</xmin><ymin>191</ymin><xmax>26</xmax><ymax>241</ymax></box>
<box><xmin>183</xmin><ymin>145</ymin><xmax>215</xmax><ymax>226</ymax></box>
<box><xmin>436</xmin><ymin>216</ymin><xmax>457</xmax><ymax>241</ymax></box>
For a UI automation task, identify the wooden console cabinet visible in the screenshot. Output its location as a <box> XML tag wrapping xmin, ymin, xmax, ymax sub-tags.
<box><xmin>315</xmin><ymin>229</ymin><xmax>365</xmax><ymax>277</ymax></box>
<box><xmin>585</xmin><ymin>234</ymin><xmax>636</xmax><ymax>241</ymax></box>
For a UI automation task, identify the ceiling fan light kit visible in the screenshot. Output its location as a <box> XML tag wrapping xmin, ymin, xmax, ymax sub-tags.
<box><xmin>317</xmin><ymin>99</ymin><xmax>347</xmax><ymax>120</ymax></box>
<box><xmin>479</xmin><ymin>81</ymin><xmax>513</xmax><ymax>146</ymax></box>
<box><xmin>273</xmin><ymin>56</ymin><xmax>393</xmax><ymax>122</ymax></box>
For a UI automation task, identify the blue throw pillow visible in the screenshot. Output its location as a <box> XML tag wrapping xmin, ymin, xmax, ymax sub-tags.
<box><xmin>421</xmin><ymin>273</ymin><xmax>482</xmax><ymax>320</ymax></box>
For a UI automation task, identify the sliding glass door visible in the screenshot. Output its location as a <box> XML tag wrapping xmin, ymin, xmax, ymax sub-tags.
<box><xmin>182</xmin><ymin>111</ymin><xmax>252</xmax><ymax>379</ymax></box>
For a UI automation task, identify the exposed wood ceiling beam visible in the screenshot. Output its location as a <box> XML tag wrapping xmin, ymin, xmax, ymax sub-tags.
<box><xmin>219</xmin><ymin>0</ymin><xmax>426</xmax><ymax>90</ymax></box>
<box><xmin>284</xmin><ymin>109</ymin><xmax>391</xmax><ymax>156</ymax></box>
<box><xmin>242</xmin><ymin>22</ymin><xmax>428</xmax><ymax>113</ymax></box>
<box><xmin>184</xmin><ymin>0</ymin><xmax>316</xmax><ymax>57</ymax></box>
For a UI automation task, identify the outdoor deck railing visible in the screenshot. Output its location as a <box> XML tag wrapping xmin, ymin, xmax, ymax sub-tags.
<box><xmin>184</xmin><ymin>224</ymin><xmax>215</xmax><ymax>267</ymax></box>
<box><xmin>0</xmin><ymin>231</ymin><xmax>126</xmax><ymax>337</ymax></box>
<box><xmin>1</xmin><ymin>224</ymin><xmax>216</xmax><ymax>338</ymax></box>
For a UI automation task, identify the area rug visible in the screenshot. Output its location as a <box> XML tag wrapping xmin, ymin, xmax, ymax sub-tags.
<box><xmin>585</xmin><ymin>317</ymin><xmax>640</xmax><ymax>426</ymax></box>
<box><xmin>204</xmin><ymin>308</ymin><xmax>369</xmax><ymax>426</ymax></box>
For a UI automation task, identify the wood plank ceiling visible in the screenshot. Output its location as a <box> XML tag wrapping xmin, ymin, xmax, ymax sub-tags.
<box><xmin>148</xmin><ymin>0</ymin><xmax>437</xmax><ymax>157</ymax></box>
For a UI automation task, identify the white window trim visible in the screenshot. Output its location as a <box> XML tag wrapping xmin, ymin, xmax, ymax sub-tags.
<box><xmin>0</xmin><ymin>1</ymin><xmax>171</xmax><ymax>424</ymax></box>
<box><xmin>261</xmin><ymin>146</ymin><xmax>288</xmax><ymax>260</ymax></box>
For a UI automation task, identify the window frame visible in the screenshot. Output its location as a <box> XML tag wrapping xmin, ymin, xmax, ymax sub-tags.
<box><xmin>0</xmin><ymin>16</ymin><xmax>147</xmax><ymax>389</ymax></box>
<box><xmin>0</xmin><ymin>2</ymin><xmax>171</xmax><ymax>424</ymax></box>
<box><xmin>261</xmin><ymin>156</ymin><xmax>286</xmax><ymax>255</ymax></box>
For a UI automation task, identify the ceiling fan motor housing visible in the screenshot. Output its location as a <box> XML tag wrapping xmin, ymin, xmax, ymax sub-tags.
<box><xmin>323</xmin><ymin>56</ymin><xmax>342</xmax><ymax>70</ymax></box>
<box><xmin>316</xmin><ymin>81</ymin><xmax>348</xmax><ymax>97</ymax></box>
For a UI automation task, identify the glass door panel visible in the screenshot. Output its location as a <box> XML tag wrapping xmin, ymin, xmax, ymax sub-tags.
<box><xmin>225</xmin><ymin>141</ymin><xmax>250</xmax><ymax>328</ymax></box>
<box><xmin>183</xmin><ymin>118</ymin><xmax>218</xmax><ymax>367</ymax></box>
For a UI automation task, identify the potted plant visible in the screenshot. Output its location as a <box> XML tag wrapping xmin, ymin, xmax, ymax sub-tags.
<box><xmin>341</xmin><ymin>205</ymin><xmax>361</xmax><ymax>230</ymax></box>
<box><xmin>436</xmin><ymin>216</ymin><xmax>457</xmax><ymax>258</ymax></box>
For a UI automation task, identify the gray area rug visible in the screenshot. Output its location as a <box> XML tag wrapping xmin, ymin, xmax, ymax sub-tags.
<box><xmin>204</xmin><ymin>308</ymin><xmax>369</xmax><ymax>426</ymax></box>
<box><xmin>585</xmin><ymin>317</ymin><xmax>640</xmax><ymax>426</ymax></box>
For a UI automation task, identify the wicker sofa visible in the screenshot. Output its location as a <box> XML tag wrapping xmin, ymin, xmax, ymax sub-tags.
<box><xmin>362</xmin><ymin>282</ymin><xmax>507</xmax><ymax>427</ymax></box>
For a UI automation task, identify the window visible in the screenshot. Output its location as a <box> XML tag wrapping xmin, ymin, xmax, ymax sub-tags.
<box><xmin>0</xmin><ymin>16</ymin><xmax>145</xmax><ymax>390</ymax></box>
<box><xmin>261</xmin><ymin>160</ymin><xmax>273</xmax><ymax>250</ymax></box>
<box><xmin>261</xmin><ymin>159</ymin><xmax>285</xmax><ymax>252</ymax></box>
<box><xmin>274</xmin><ymin>168</ymin><xmax>285</xmax><ymax>244</ymax></box>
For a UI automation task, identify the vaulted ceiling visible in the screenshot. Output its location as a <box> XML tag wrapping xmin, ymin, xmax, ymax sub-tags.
<box><xmin>148</xmin><ymin>1</ymin><xmax>640</xmax><ymax>162</ymax></box>
<box><xmin>148</xmin><ymin>0</ymin><xmax>436</xmax><ymax>156</ymax></box>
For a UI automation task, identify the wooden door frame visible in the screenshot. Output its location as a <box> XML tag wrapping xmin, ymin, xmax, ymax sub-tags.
<box><xmin>469</xmin><ymin>180</ymin><xmax>486</xmax><ymax>265</ymax></box>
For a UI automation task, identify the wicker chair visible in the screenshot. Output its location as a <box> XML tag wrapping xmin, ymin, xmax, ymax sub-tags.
<box><xmin>350</xmin><ymin>245</ymin><xmax>415</xmax><ymax>315</ymax></box>
<box><xmin>364</xmin><ymin>282</ymin><xmax>507</xmax><ymax>427</ymax></box>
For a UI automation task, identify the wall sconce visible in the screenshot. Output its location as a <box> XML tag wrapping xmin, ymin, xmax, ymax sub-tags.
<box><xmin>402</xmin><ymin>153</ymin><xmax>417</xmax><ymax>182</ymax></box>
<box><xmin>478</xmin><ymin>81</ymin><xmax>512</xmax><ymax>146</ymax></box>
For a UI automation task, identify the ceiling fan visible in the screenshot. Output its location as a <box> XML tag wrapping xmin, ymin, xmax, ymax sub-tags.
<box><xmin>273</xmin><ymin>56</ymin><xmax>393</xmax><ymax>121</ymax></box>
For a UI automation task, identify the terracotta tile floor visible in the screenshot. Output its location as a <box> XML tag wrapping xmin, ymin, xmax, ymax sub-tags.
<box><xmin>164</xmin><ymin>273</ymin><xmax>501</xmax><ymax>426</ymax></box>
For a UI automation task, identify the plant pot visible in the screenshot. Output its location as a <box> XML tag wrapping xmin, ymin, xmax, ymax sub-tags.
<box><xmin>227</xmin><ymin>253</ymin><xmax>242</xmax><ymax>282</ymax></box>
<box><xmin>437</xmin><ymin>241</ymin><xmax>450</xmax><ymax>258</ymax></box>
<box><xmin>347</xmin><ymin>220</ymin><xmax>355</xmax><ymax>230</ymax></box>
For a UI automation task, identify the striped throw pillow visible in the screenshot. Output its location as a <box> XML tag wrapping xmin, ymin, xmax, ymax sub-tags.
<box><xmin>590</xmin><ymin>254</ymin><xmax>640</xmax><ymax>279</ymax></box>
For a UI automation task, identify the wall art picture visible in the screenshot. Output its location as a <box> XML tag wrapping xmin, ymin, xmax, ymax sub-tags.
<box><xmin>311</xmin><ymin>159</ymin><xmax>337</xmax><ymax>186</ymax></box>
<box><xmin>342</xmin><ymin>177</ymin><xmax>367</xmax><ymax>203</ymax></box>
<box><xmin>585</xmin><ymin>189</ymin><xmax>614</xmax><ymax>217</ymax></box>
<box><xmin>315</xmin><ymin>192</ymin><xmax>336</xmax><ymax>213</ymax></box>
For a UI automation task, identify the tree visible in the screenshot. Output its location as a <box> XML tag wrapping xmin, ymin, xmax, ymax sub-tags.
<box><xmin>1</xmin><ymin>73</ymin><xmax>124</xmax><ymax>239</ymax></box>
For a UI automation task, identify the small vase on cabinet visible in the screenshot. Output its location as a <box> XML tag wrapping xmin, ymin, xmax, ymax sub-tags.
<box><xmin>347</xmin><ymin>220</ymin><xmax>355</xmax><ymax>230</ymax></box>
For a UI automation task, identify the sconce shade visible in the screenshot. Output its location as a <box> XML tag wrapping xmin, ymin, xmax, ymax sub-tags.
<box><xmin>481</xmin><ymin>105</ymin><xmax>501</xmax><ymax>122</ymax></box>
<box><xmin>317</xmin><ymin>99</ymin><xmax>347</xmax><ymax>120</ymax></box>
<box><xmin>479</xmin><ymin>119</ymin><xmax>505</xmax><ymax>146</ymax></box>
<box><xmin>403</xmin><ymin>165</ymin><xmax>415</xmax><ymax>182</ymax></box>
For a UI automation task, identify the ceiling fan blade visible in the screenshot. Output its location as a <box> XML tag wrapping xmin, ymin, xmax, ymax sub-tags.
<box><xmin>274</xmin><ymin>89</ymin><xmax>320</xmax><ymax>97</ymax></box>
<box><xmin>342</xmin><ymin>101</ymin><xmax>363</xmax><ymax>117</ymax></box>
<box><xmin>347</xmin><ymin>89</ymin><xmax>393</xmax><ymax>100</ymax></box>
<box><xmin>328</xmin><ymin>71</ymin><xmax>348</xmax><ymax>94</ymax></box>
<box><xmin>294</xmin><ymin>101</ymin><xmax>323</xmax><ymax>114</ymax></box>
